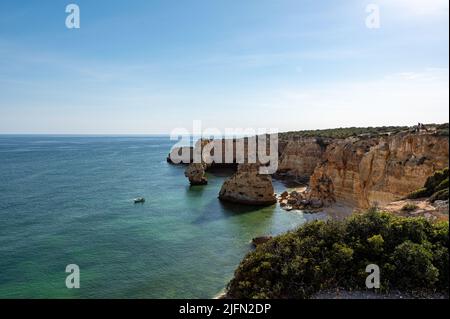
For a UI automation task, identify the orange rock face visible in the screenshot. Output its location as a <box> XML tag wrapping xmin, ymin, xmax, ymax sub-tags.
<box><xmin>277</xmin><ymin>138</ymin><xmax>327</xmax><ymax>180</ymax></box>
<box><xmin>219</xmin><ymin>164</ymin><xmax>277</xmax><ymax>206</ymax></box>
<box><xmin>309</xmin><ymin>133</ymin><xmax>449</xmax><ymax>208</ymax></box>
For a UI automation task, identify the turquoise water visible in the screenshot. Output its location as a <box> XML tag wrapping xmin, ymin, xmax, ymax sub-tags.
<box><xmin>0</xmin><ymin>136</ymin><xmax>325</xmax><ymax>298</ymax></box>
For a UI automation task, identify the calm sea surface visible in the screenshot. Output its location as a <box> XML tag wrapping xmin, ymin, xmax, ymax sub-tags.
<box><xmin>0</xmin><ymin>136</ymin><xmax>326</xmax><ymax>298</ymax></box>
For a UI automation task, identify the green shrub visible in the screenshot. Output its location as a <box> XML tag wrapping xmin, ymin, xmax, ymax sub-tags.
<box><xmin>437</xmin><ymin>178</ymin><xmax>449</xmax><ymax>190</ymax></box>
<box><xmin>401</xmin><ymin>203</ymin><xmax>419</xmax><ymax>212</ymax></box>
<box><xmin>429</xmin><ymin>189</ymin><xmax>449</xmax><ymax>203</ymax></box>
<box><xmin>389</xmin><ymin>241</ymin><xmax>439</xmax><ymax>289</ymax></box>
<box><xmin>435</xmin><ymin>123</ymin><xmax>449</xmax><ymax>136</ymax></box>
<box><xmin>424</xmin><ymin>168</ymin><xmax>448</xmax><ymax>192</ymax></box>
<box><xmin>280</xmin><ymin>125</ymin><xmax>411</xmax><ymax>140</ymax></box>
<box><xmin>367</xmin><ymin>234</ymin><xmax>384</xmax><ymax>254</ymax></box>
<box><xmin>227</xmin><ymin>211</ymin><xmax>449</xmax><ymax>299</ymax></box>
<box><xmin>280</xmin><ymin>123</ymin><xmax>449</xmax><ymax>139</ymax></box>
<box><xmin>406</xmin><ymin>168</ymin><xmax>449</xmax><ymax>201</ymax></box>
<box><xmin>407</xmin><ymin>188</ymin><xmax>428</xmax><ymax>199</ymax></box>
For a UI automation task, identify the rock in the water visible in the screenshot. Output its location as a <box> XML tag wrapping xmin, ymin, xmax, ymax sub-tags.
<box><xmin>219</xmin><ymin>164</ymin><xmax>277</xmax><ymax>205</ymax></box>
<box><xmin>251</xmin><ymin>236</ymin><xmax>272</xmax><ymax>247</ymax></box>
<box><xmin>184</xmin><ymin>163</ymin><xmax>208</xmax><ymax>185</ymax></box>
<box><xmin>278</xmin><ymin>189</ymin><xmax>325</xmax><ymax>212</ymax></box>
<box><xmin>280</xmin><ymin>199</ymin><xmax>288</xmax><ymax>207</ymax></box>
<box><xmin>290</xmin><ymin>190</ymin><xmax>299</xmax><ymax>198</ymax></box>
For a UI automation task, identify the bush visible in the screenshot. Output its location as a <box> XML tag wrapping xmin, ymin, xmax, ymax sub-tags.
<box><xmin>436</xmin><ymin>123</ymin><xmax>449</xmax><ymax>136</ymax></box>
<box><xmin>389</xmin><ymin>241</ymin><xmax>439</xmax><ymax>289</ymax></box>
<box><xmin>429</xmin><ymin>189</ymin><xmax>449</xmax><ymax>203</ymax></box>
<box><xmin>367</xmin><ymin>234</ymin><xmax>384</xmax><ymax>254</ymax></box>
<box><xmin>401</xmin><ymin>203</ymin><xmax>419</xmax><ymax>212</ymax></box>
<box><xmin>227</xmin><ymin>211</ymin><xmax>449</xmax><ymax>299</ymax></box>
<box><xmin>406</xmin><ymin>167</ymin><xmax>449</xmax><ymax>201</ymax></box>
<box><xmin>407</xmin><ymin>188</ymin><xmax>428</xmax><ymax>199</ymax></box>
<box><xmin>280</xmin><ymin>126</ymin><xmax>410</xmax><ymax>140</ymax></box>
<box><xmin>280</xmin><ymin>123</ymin><xmax>449</xmax><ymax>140</ymax></box>
<box><xmin>424</xmin><ymin>168</ymin><xmax>448</xmax><ymax>193</ymax></box>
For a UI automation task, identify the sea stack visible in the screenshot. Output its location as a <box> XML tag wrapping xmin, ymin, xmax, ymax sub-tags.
<box><xmin>184</xmin><ymin>163</ymin><xmax>208</xmax><ymax>185</ymax></box>
<box><xmin>219</xmin><ymin>164</ymin><xmax>277</xmax><ymax>205</ymax></box>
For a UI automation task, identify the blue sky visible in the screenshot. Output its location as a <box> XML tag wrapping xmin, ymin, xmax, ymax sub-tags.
<box><xmin>0</xmin><ymin>0</ymin><xmax>448</xmax><ymax>134</ymax></box>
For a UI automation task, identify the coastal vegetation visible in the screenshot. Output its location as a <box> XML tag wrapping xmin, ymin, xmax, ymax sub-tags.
<box><xmin>435</xmin><ymin>123</ymin><xmax>450</xmax><ymax>136</ymax></box>
<box><xmin>401</xmin><ymin>203</ymin><xmax>419</xmax><ymax>212</ymax></box>
<box><xmin>280</xmin><ymin>123</ymin><xmax>449</xmax><ymax>140</ymax></box>
<box><xmin>281</xmin><ymin>125</ymin><xmax>407</xmax><ymax>139</ymax></box>
<box><xmin>227</xmin><ymin>210</ymin><xmax>449</xmax><ymax>299</ymax></box>
<box><xmin>407</xmin><ymin>167</ymin><xmax>449</xmax><ymax>203</ymax></box>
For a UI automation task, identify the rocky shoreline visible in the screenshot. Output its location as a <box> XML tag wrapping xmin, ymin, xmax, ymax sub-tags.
<box><xmin>168</xmin><ymin>124</ymin><xmax>448</xmax><ymax>217</ymax></box>
<box><xmin>167</xmin><ymin>124</ymin><xmax>449</xmax><ymax>299</ymax></box>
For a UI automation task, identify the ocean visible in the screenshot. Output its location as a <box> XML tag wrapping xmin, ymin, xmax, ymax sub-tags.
<box><xmin>0</xmin><ymin>135</ymin><xmax>325</xmax><ymax>298</ymax></box>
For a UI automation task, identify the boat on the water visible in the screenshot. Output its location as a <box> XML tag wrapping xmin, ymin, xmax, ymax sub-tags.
<box><xmin>134</xmin><ymin>197</ymin><xmax>145</xmax><ymax>204</ymax></box>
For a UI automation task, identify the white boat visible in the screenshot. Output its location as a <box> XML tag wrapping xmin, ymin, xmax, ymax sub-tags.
<box><xmin>134</xmin><ymin>197</ymin><xmax>145</xmax><ymax>204</ymax></box>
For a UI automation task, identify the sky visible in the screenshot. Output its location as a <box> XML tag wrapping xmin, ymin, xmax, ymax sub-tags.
<box><xmin>0</xmin><ymin>0</ymin><xmax>448</xmax><ymax>134</ymax></box>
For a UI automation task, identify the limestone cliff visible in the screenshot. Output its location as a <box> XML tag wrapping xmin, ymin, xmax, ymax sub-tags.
<box><xmin>277</xmin><ymin>138</ymin><xmax>328</xmax><ymax>181</ymax></box>
<box><xmin>219</xmin><ymin>164</ymin><xmax>277</xmax><ymax>205</ymax></box>
<box><xmin>309</xmin><ymin>132</ymin><xmax>449</xmax><ymax>208</ymax></box>
<box><xmin>169</xmin><ymin>125</ymin><xmax>449</xmax><ymax>210</ymax></box>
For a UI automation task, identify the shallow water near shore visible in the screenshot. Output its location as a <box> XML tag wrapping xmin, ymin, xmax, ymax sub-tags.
<box><xmin>0</xmin><ymin>135</ymin><xmax>326</xmax><ymax>298</ymax></box>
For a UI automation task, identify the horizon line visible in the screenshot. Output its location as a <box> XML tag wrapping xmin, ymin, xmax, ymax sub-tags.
<box><xmin>0</xmin><ymin>122</ymin><xmax>448</xmax><ymax>136</ymax></box>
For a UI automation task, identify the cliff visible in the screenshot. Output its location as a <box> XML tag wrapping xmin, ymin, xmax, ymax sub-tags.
<box><xmin>277</xmin><ymin>138</ymin><xmax>328</xmax><ymax>181</ymax></box>
<box><xmin>169</xmin><ymin>124</ymin><xmax>449</xmax><ymax>210</ymax></box>
<box><xmin>308</xmin><ymin>132</ymin><xmax>449</xmax><ymax>208</ymax></box>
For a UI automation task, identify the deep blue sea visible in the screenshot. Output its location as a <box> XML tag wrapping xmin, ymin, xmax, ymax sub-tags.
<box><xmin>0</xmin><ymin>136</ymin><xmax>325</xmax><ymax>298</ymax></box>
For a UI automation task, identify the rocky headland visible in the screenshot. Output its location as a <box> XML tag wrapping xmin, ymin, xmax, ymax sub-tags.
<box><xmin>168</xmin><ymin>123</ymin><xmax>449</xmax><ymax>299</ymax></box>
<box><xmin>169</xmin><ymin>123</ymin><xmax>449</xmax><ymax>214</ymax></box>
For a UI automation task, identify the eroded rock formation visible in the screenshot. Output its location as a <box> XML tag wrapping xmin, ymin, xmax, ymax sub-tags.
<box><xmin>277</xmin><ymin>138</ymin><xmax>328</xmax><ymax>181</ymax></box>
<box><xmin>170</xmin><ymin>125</ymin><xmax>449</xmax><ymax>210</ymax></box>
<box><xmin>309</xmin><ymin>133</ymin><xmax>449</xmax><ymax>208</ymax></box>
<box><xmin>219</xmin><ymin>164</ymin><xmax>277</xmax><ymax>205</ymax></box>
<box><xmin>278</xmin><ymin>189</ymin><xmax>325</xmax><ymax>212</ymax></box>
<box><xmin>184</xmin><ymin>163</ymin><xmax>208</xmax><ymax>185</ymax></box>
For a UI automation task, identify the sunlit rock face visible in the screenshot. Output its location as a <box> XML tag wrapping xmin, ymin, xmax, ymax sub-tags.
<box><xmin>219</xmin><ymin>164</ymin><xmax>277</xmax><ymax>206</ymax></box>
<box><xmin>277</xmin><ymin>138</ymin><xmax>328</xmax><ymax>181</ymax></box>
<box><xmin>308</xmin><ymin>133</ymin><xmax>449</xmax><ymax>208</ymax></box>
